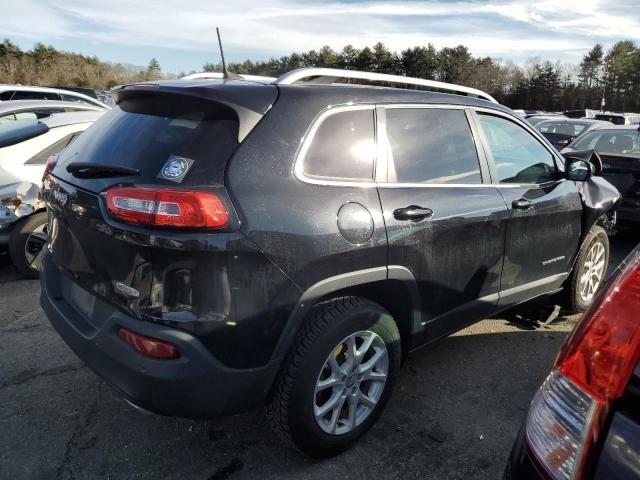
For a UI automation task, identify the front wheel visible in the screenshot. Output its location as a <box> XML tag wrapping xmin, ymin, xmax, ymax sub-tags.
<box><xmin>267</xmin><ymin>296</ymin><xmax>401</xmax><ymax>457</ymax></box>
<box><xmin>564</xmin><ymin>225</ymin><xmax>609</xmax><ymax>314</ymax></box>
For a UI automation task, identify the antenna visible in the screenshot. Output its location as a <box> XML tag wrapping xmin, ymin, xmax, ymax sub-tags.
<box><xmin>216</xmin><ymin>27</ymin><xmax>241</xmax><ymax>81</ymax></box>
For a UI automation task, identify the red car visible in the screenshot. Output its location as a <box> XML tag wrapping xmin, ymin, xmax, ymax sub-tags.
<box><xmin>505</xmin><ymin>244</ymin><xmax>640</xmax><ymax>479</ymax></box>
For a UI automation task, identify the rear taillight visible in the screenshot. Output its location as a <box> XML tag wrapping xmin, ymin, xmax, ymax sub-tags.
<box><xmin>105</xmin><ymin>187</ymin><xmax>228</xmax><ymax>228</ymax></box>
<box><xmin>525</xmin><ymin>247</ymin><xmax>640</xmax><ymax>480</ymax></box>
<box><xmin>42</xmin><ymin>155</ymin><xmax>57</xmax><ymax>182</ymax></box>
<box><xmin>117</xmin><ymin>328</ymin><xmax>179</xmax><ymax>359</ymax></box>
<box><xmin>556</xmin><ymin>139</ymin><xmax>570</xmax><ymax>147</ymax></box>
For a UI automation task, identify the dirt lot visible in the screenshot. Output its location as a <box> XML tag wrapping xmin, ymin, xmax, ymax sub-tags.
<box><xmin>0</xmin><ymin>234</ymin><xmax>637</xmax><ymax>480</ymax></box>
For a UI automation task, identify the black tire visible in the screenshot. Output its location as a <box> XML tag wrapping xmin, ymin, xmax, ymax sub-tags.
<box><xmin>267</xmin><ymin>296</ymin><xmax>401</xmax><ymax>457</ymax></box>
<box><xmin>563</xmin><ymin>225</ymin><xmax>609</xmax><ymax>314</ymax></box>
<box><xmin>8</xmin><ymin>212</ymin><xmax>48</xmax><ymax>279</ymax></box>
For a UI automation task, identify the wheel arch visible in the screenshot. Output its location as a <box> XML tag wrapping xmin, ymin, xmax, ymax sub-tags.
<box><xmin>271</xmin><ymin>266</ymin><xmax>422</xmax><ymax>363</ymax></box>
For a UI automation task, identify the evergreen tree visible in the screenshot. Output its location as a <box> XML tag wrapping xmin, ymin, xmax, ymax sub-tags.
<box><xmin>146</xmin><ymin>57</ymin><xmax>162</xmax><ymax>80</ymax></box>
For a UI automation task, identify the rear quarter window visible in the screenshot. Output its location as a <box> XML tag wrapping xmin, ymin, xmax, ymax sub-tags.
<box><xmin>300</xmin><ymin>108</ymin><xmax>375</xmax><ymax>181</ymax></box>
<box><xmin>55</xmin><ymin>93</ymin><xmax>240</xmax><ymax>186</ymax></box>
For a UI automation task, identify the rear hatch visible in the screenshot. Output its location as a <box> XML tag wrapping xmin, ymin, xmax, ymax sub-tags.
<box><xmin>45</xmin><ymin>83</ymin><xmax>277</xmax><ymax>320</ymax></box>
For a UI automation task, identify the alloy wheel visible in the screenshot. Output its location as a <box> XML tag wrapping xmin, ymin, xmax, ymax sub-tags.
<box><xmin>313</xmin><ymin>330</ymin><xmax>388</xmax><ymax>435</ymax></box>
<box><xmin>579</xmin><ymin>241</ymin><xmax>605</xmax><ymax>303</ymax></box>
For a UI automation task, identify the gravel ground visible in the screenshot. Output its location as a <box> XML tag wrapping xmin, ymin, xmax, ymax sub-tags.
<box><xmin>0</xmin><ymin>234</ymin><xmax>636</xmax><ymax>480</ymax></box>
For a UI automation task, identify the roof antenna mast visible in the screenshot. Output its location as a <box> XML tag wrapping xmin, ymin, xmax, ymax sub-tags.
<box><xmin>216</xmin><ymin>27</ymin><xmax>240</xmax><ymax>80</ymax></box>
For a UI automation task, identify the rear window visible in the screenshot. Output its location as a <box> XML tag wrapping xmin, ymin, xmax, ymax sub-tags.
<box><xmin>55</xmin><ymin>93</ymin><xmax>239</xmax><ymax>186</ymax></box>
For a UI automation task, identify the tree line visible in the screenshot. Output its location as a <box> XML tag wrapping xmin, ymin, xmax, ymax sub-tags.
<box><xmin>0</xmin><ymin>39</ymin><xmax>164</xmax><ymax>90</ymax></box>
<box><xmin>2</xmin><ymin>38</ymin><xmax>639</xmax><ymax>112</ymax></box>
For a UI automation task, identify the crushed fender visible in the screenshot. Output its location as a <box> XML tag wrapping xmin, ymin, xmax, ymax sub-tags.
<box><xmin>0</xmin><ymin>181</ymin><xmax>44</xmax><ymax>229</ymax></box>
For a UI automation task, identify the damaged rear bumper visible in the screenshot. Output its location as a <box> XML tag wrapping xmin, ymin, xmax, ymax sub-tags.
<box><xmin>40</xmin><ymin>253</ymin><xmax>281</xmax><ymax>418</ymax></box>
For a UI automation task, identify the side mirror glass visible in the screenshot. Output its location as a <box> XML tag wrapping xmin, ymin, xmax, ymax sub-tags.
<box><xmin>566</xmin><ymin>158</ymin><xmax>591</xmax><ymax>182</ymax></box>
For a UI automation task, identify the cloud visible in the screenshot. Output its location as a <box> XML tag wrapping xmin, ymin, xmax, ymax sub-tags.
<box><xmin>2</xmin><ymin>0</ymin><xmax>639</xmax><ymax>70</ymax></box>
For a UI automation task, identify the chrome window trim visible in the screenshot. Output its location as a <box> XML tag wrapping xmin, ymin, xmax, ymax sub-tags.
<box><xmin>293</xmin><ymin>102</ymin><xmax>564</xmax><ymax>189</ymax></box>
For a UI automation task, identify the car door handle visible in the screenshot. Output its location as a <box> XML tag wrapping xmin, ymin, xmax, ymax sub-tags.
<box><xmin>393</xmin><ymin>205</ymin><xmax>433</xmax><ymax>221</ymax></box>
<box><xmin>512</xmin><ymin>198</ymin><xmax>534</xmax><ymax>210</ymax></box>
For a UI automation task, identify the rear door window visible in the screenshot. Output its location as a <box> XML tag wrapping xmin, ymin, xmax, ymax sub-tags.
<box><xmin>384</xmin><ymin>108</ymin><xmax>482</xmax><ymax>184</ymax></box>
<box><xmin>55</xmin><ymin>93</ymin><xmax>240</xmax><ymax>186</ymax></box>
<box><xmin>477</xmin><ymin>113</ymin><xmax>558</xmax><ymax>184</ymax></box>
<box><xmin>301</xmin><ymin>108</ymin><xmax>375</xmax><ymax>181</ymax></box>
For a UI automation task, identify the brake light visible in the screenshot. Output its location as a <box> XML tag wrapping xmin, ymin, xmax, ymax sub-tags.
<box><xmin>42</xmin><ymin>155</ymin><xmax>57</xmax><ymax>182</ymax></box>
<box><xmin>105</xmin><ymin>187</ymin><xmax>228</xmax><ymax>228</ymax></box>
<box><xmin>557</xmin><ymin>139</ymin><xmax>570</xmax><ymax>147</ymax></box>
<box><xmin>117</xmin><ymin>328</ymin><xmax>179</xmax><ymax>359</ymax></box>
<box><xmin>525</xmin><ymin>247</ymin><xmax>640</xmax><ymax>480</ymax></box>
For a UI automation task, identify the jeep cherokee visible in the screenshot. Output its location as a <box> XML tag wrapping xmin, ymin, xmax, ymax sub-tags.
<box><xmin>40</xmin><ymin>68</ymin><xmax>620</xmax><ymax>457</ymax></box>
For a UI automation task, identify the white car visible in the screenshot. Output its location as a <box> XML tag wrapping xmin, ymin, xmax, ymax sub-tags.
<box><xmin>0</xmin><ymin>99</ymin><xmax>106</xmax><ymax>124</ymax></box>
<box><xmin>0</xmin><ymin>85</ymin><xmax>109</xmax><ymax>109</ymax></box>
<box><xmin>0</xmin><ymin>110</ymin><xmax>104</xmax><ymax>276</ymax></box>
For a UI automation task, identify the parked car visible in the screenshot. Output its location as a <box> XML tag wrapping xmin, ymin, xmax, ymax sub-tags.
<box><xmin>527</xmin><ymin>114</ymin><xmax>567</xmax><ymax>126</ymax></box>
<box><xmin>40</xmin><ymin>68</ymin><xmax>619</xmax><ymax>457</ymax></box>
<box><xmin>563</xmin><ymin>109</ymin><xmax>599</xmax><ymax>119</ymax></box>
<box><xmin>562</xmin><ymin>125</ymin><xmax>640</xmax><ymax>225</ymax></box>
<box><xmin>535</xmin><ymin>119</ymin><xmax>612</xmax><ymax>150</ymax></box>
<box><xmin>0</xmin><ymin>99</ymin><xmax>106</xmax><ymax>124</ymax></box>
<box><xmin>594</xmin><ymin>112</ymin><xmax>640</xmax><ymax>125</ymax></box>
<box><xmin>51</xmin><ymin>86</ymin><xmax>115</xmax><ymax>107</ymax></box>
<box><xmin>0</xmin><ymin>111</ymin><xmax>103</xmax><ymax>277</ymax></box>
<box><xmin>0</xmin><ymin>85</ymin><xmax>109</xmax><ymax>109</ymax></box>
<box><xmin>505</xmin><ymin>244</ymin><xmax>640</xmax><ymax>480</ymax></box>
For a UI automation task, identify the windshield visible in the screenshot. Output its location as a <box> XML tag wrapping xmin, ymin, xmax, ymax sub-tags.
<box><xmin>570</xmin><ymin>129</ymin><xmax>640</xmax><ymax>155</ymax></box>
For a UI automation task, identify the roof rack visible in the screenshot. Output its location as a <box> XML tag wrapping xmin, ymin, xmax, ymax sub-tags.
<box><xmin>181</xmin><ymin>72</ymin><xmax>277</xmax><ymax>83</ymax></box>
<box><xmin>274</xmin><ymin>68</ymin><xmax>498</xmax><ymax>103</ymax></box>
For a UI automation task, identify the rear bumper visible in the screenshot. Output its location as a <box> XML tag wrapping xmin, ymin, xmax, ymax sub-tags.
<box><xmin>40</xmin><ymin>253</ymin><xmax>280</xmax><ymax>418</ymax></box>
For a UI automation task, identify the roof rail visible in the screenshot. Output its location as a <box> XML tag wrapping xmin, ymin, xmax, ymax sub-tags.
<box><xmin>274</xmin><ymin>68</ymin><xmax>498</xmax><ymax>103</ymax></box>
<box><xmin>181</xmin><ymin>72</ymin><xmax>277</xmax><ymax>83</ymax></box>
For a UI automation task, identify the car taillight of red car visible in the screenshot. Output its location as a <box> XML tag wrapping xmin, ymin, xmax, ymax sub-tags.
<box><xmin>524</xmin><ymin>245</ymin><xmax>640</xmax><ymax>480</ymax></box>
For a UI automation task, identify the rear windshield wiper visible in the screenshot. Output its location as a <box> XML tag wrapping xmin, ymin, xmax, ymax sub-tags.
<box><xmin>66</xmin><ymin>162</ymin><xmax>140</xmax><ymax>179</ymax></box>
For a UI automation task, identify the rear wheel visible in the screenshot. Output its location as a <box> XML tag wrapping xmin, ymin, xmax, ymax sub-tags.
<box><xmin>267</xmin><ymin>296</ymin><xmax>401</xmax><ymax>457</ymax></box>
<box><xmin>564</xmin><ymin>225</ymin><xmax>609</xmax><ymax>314</ymax></box>
<box><xmin>9</xmin><ymin>212</ymin><xmax>48</xmax><ymax>279</ymax></box>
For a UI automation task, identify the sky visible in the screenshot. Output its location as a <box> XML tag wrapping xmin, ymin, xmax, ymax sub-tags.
<box><xmin>3</xmin><ymin>0</ymin><xmax>640</xmax><ymax>74</ymax></box>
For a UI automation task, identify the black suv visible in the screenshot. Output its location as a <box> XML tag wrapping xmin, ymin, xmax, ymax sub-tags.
<box><xmin>40</xmin><ymin>68</ymin><xmax>619</xmax><ymax>457</ymax></box>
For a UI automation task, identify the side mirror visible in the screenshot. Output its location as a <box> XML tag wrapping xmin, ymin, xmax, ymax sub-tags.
<box><xmin>565</xmin><ymin>157</ymin><xmax>591</xmax><ymax>182</ymax></box>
